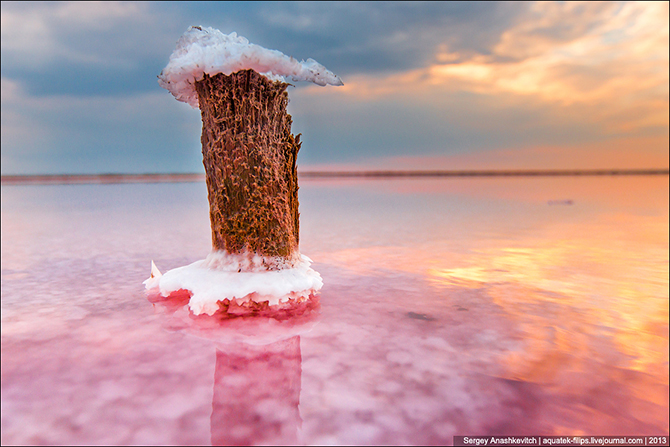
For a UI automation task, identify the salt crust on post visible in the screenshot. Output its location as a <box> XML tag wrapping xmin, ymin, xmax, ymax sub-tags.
<box><xmin>158</xmin><ymin>26</ymin><xmax>343</xmax><ymax>109</ymax></box>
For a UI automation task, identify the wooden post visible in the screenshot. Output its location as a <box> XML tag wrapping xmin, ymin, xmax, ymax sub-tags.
<box><xmin>195</xmin><ymin>70</ymin><xmax>301</xmax><ymax>266</ymax></box>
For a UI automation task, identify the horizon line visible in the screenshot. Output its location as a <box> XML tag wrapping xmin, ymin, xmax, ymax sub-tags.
<box><xmin>1</xmin><ymin>169</ymin><xmax>668</xmax><ymax>185</ymax></box>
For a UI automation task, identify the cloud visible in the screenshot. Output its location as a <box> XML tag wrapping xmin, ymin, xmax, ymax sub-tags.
<box><xmin>307</xmin><ymin>1</ymin><xmax>668</xmax><ymax>137</ymax></box>
<box><xmin>2</xmin><ymin>2</ymin><xmax>149</xmax><ymax>66</ymax></box>
<box><xmin>287</xmin><ymin>81</ymin><xmax>604</xmax><ymax>167</ymax></box>
<box><xmin>0</xmin><ymin>2</ymin><xmax>526</xmax><ymax>97</ymax></box>
<box><xmin>1</xmin><ymin>2</ymin><xmax>668</xmax><ymax>174</ymax></box>
<box><xmin>1</xmin><ymin>76</ymin><xmax>203</xmax><ymax>175</ymax></box>
<box><xmin>1</xmin><ymin>2</ymin><xmax>178</xmax><ymax>96</ymax></box>
<box><xmin>250</xmin><ymin>2</ymin><xmax>527</xmax><ymax>75</ymax></box>
<box><xmin>433</xmin><ymin>1</ymin><xmax>669</xmax><ymax>134</ymax></box>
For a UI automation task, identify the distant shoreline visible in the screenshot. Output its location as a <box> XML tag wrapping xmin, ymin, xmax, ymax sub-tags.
<box><xmin>1</xmin><ymin>169</ymin><xmax>668</xmax><ymax>185</ymax></box>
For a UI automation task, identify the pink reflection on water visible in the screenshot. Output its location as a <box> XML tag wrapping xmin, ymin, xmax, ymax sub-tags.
<box><xmin>211</xmin><ymin>337</ymin><xmax>302</xmax><ymax>446</ymax></box>
<box><xmin>300</xmin><ymin>176</ymin><xmax>669</xmax><ymax>436</ymax></box>
<box><xmin>146</xmin><ymin>288</ymin><xmax>319</xmax><ymax>445</ymax></box>
<box><xmin>1</xmin><ymin>177</ymin><xmax>668</xmax><ymax>444</ymax></box>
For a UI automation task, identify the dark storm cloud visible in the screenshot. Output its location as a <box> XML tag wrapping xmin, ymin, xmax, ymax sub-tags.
<box><xmin>1</xmin><ymin>1</ymin><xmax>527</xmax><ymax>97</ymax></box>
<box><xmin>256</xmin><ymin>2</ymin><xmax>526</xmax><ymax>72</ymax></box>
<box><xmin>173</xmin><ymin>1</ymin><xmax>529</xmax><ymax>74</ymax></box>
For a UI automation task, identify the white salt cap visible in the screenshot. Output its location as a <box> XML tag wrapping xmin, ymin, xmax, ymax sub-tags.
<box><xmin>158</xmin><ymin>26</ymin><xmax>344</xmax><ymax>108</ymax></box>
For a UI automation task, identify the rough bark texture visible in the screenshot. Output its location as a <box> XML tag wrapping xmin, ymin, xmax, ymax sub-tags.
<box><xmin>195</xmin><ymin>70</ymin><xmax>301</xmax><ymax>262</ymax></box>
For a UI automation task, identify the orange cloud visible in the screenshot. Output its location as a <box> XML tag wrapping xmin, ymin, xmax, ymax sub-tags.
<box><xmin>303</xmin><ymin>2</ymin><xmax>669</xmax><ymax>135</ymax></box>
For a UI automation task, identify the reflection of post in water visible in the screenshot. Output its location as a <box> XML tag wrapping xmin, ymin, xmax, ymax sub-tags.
<box><xmin>211</xmin><ymin>336</ymin><xmax>302</xmax><ymax>446</ymax></box>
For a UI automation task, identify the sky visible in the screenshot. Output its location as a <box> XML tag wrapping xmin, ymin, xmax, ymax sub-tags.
<box><xmin>1</xmin><ymin>1</ymin><xmax>668</xmax><ymax>175</ymax></box>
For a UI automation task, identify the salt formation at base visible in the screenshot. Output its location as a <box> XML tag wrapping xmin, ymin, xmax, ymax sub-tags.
<box><xmin>158</xmin><ymin>26</ymin><xmax>343</xmax><ymax>108</ymax></box>
<box><xmin>144</xmin><ymin>252</ymin><xmax>323</xmax><ymax>316</ymax></box>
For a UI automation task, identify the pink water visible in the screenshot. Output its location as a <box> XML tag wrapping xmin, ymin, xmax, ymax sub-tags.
<box><xmin>1</xmin><ymin>176</ymin><xmax>668</xmax><ymax>445</ymax></box>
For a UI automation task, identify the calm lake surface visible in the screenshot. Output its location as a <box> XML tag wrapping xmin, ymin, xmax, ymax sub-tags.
<box><xmin>1</xmin><ymin>176</ymin><xmax>668</xmax><ymax>445</ymax></box>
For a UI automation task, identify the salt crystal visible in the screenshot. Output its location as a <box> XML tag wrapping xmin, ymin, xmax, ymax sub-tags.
<box><xmin>158</xmin><ymin>26</ymin><xmax>343</xmax><ymax>108</ymax></box>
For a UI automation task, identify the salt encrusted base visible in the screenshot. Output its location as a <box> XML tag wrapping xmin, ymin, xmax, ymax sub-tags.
<box><xmin>144</xmin><ymin>251</ymin><xmax>323</xmax><ymax>316</ymax></box>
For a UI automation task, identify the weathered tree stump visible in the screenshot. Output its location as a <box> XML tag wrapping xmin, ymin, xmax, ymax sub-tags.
<box><xmin>195</xmin><ymin>69</ymin><xmax>301</xmax><ymax>265</ymax></box>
